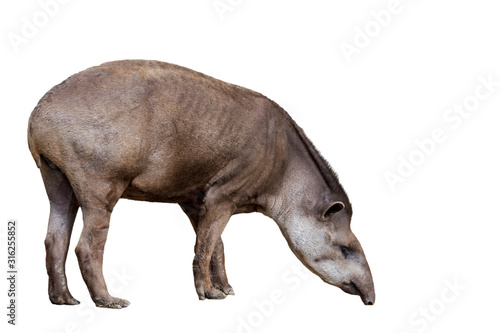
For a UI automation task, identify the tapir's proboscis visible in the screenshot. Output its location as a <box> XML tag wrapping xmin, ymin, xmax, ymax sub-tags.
<box><xmin>28</xmin><ymin>60</ymin><xmax>375</xmax><ymax>309</ymax></box>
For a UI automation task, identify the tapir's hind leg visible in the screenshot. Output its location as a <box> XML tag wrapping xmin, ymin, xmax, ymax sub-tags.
<box><xmin>180</xmin><ymin>202</ymin><xmax>235</xmax><ymax>297</ymax></box>
<box><xmin>73</xmin><ymin>179</ymin><xmax>130</xmax><ymax>309</ymax></box>
<box><xmin>40</xmin><ymin>158</ymin><xmax>80</xmax><ymax>305</ymax></box>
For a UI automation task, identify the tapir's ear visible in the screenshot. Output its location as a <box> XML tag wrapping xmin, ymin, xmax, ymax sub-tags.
<box><xmin>320</xmin><ymin>201</ymin><xmax>345</xmax><ymax>220</ymax></box>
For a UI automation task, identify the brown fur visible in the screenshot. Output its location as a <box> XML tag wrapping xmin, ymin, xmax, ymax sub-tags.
<box><xmin>28</xmin><ymin>60</ymin><xmax>374</xmax><ymax>308</ymax></box>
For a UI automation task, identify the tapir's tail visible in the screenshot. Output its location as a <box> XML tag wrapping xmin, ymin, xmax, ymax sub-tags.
<box><xmin>28</xmin><ymin>104</ymin><xmax>43</xmax><ymax>168</ymax></box>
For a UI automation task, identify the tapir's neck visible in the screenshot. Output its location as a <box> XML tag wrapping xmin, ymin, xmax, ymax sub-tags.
<box><xmin>262</xmin><ymin>121</ymin><xmax>347</xmax><ymax>226</ymax></box>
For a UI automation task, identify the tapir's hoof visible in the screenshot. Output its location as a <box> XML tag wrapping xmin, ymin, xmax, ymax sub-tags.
<box><xmin>94</xmin><ymin>297</ymin><xmax>130</xmax><ymax>309</ymax></box>
<box><xmin>49</xmin><ymin>294</ymin><xmax>81</xmax><ymax>305</ymax></box>
<box><xmin>198</xmin><ymin>287</ymin><xmax>227</xmax><ymax>300</ymax></box>
<box><xmin>213</xmin><ymin>283</ymin><xmax>235</xmax><ymax>296</ymax></box>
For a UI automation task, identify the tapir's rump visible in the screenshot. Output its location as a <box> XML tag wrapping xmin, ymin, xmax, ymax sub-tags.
<box><xmin>28</xmin><ymin>60</ymin><xmax>374</xmax><ymax>308</ymax></box>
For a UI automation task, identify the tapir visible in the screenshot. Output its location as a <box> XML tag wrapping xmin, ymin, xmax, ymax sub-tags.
<box><xmin>28</xmin><ymin>60</ymin><xmax>375</xmax><ymax>309</ymax></box>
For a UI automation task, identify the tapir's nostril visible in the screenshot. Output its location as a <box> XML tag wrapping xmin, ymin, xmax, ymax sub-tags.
<box><xmin>366</xmin><ymin>300</ymin><xmax>374</xmax><ymax>306</ymax></box>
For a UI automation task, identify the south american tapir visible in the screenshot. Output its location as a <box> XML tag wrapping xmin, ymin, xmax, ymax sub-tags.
<box><xmin>28</xmin><ymin>60</ymin><xmax>375</xmax><ymax>308</ymax></box>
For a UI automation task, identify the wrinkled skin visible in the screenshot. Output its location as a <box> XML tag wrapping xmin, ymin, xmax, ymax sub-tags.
<box><xmin>28</xmin><ymin>60</ymin><xmax>374</xmax><ymax>308</ymax></box>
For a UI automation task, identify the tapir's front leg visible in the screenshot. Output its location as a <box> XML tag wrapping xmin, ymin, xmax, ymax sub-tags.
<box><xmin>192</xmin><ymin>200</ymin><xmax>235</xmax><ymax>300</ymax></box>
<box><xmin>209</xmin><ymin>239</ymin><xmax>234</xmax><ymax>295</ymax></box>
<box><xmin>180</xmin><ymin>202</ymin><xmax>234</xmax><ymax>296</ymax></box>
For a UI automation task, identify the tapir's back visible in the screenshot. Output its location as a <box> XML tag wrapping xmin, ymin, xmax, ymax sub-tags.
<box><xmin>28</xmin><ymin>60</ymin><xmax>287</xmax><ymax>203</ymax></box>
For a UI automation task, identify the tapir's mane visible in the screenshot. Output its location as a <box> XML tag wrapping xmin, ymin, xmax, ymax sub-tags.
<box><xmin>266</xmin><ymin>99</ymin><xmax>351</xmax><ymax>208</ymax></box>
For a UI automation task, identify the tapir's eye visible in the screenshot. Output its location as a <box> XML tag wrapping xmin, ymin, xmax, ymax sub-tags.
<box><xmin>322</xmin><ymin>201</ymin><xmax>345</xmax><ymax>220</ymax></box>
<box><xmin>340</xmin><ymin>246</ymin><xmax>349</xmax><ymax>259</ymax></box>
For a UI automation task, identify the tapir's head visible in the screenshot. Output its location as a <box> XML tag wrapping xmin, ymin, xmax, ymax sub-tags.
<box><xmin>277</xmin><ymin>197</ymin><xmax>375</xmax><ymax>305</ymax></box>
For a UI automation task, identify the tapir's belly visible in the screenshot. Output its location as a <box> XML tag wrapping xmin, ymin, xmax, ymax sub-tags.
<box><xmin>119</xmin><ymin>157</ymin><xmax>218</xmax><ymax>203</ymax></box>
<box><xmin>121</xmin><ymin>185</ymin><xmax>193</xmax><ymax>203</ymax></box>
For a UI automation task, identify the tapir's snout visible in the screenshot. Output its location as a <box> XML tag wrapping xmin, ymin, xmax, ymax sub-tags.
<box><xmin>357</xmin><ymin>265</ymin><xmax>375</xmax><ymax>306</ymax></box>
<box><xmin>359</xmin><ymin>284</ymin><xmax>375</xmax><ymax>306</ymax></box>
<box><xmin>341</xmin><ymin>279</ymin><xmax>375</xmax><ymax>306</ymax></box>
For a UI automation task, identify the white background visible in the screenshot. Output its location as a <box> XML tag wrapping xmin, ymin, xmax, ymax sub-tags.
<box><xmin>1</xmin><ymin>0</ymin><xmax>500</xmax><ymax>332</ymax></box>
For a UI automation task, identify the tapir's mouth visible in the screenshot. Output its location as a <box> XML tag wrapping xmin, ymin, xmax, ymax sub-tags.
<box><xmin>341</xmin><ymin>281</ymin><xmax>374</xmax><ymax>306</ymax></box>
<box><xmin>341</xmin><ymin>281</ymin><xmax>361</xmax><ymax>296</ymax></box>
